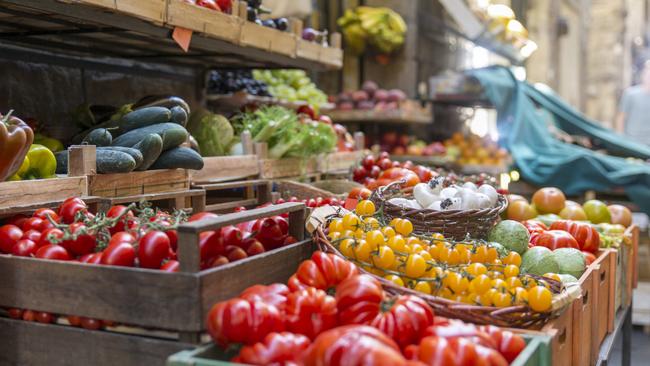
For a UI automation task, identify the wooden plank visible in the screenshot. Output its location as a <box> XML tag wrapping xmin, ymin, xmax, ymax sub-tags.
<box><xmin>591</xmin><ymin>249</ymin><xmax>614</xmax><ymax>351</ymax></box>
<box><xmin>296</xmin><ymin>39</ymin><xmax>322</xmax><ymax>61</ymax></box>
<box><xmin>541</xmin><ymin>306</ymin><xmax>573</xmax><ymax>366</ymax></box>
<box><xmin>199</xmin><ymin>240</ymin><xmax>315</xmax><ymax>325</ymax></box>
<box><xmin>573</xmin><ymin>265</ymin><xmax>595</xmax><ymax>366</ymax></box>
<box><xmin>115</xmin><ymin>0</ymin><xmax>165</xmax><ymax>24</ymax></box>
<box><xmin>0</xmin><ymin>256</ymin><xmax>203</xmax><ymax>331</ymax></box>
<box><xmin>320</xmin><ymin>45</ymin><xmax>344</xmax><ymax>69</ymax></box>
<box><xmin>76</xmin><ymin>0</ymin><xmax>116</xmax><ymax>8</ymax></box>
<box><xmin>194</xmin><ymin>179</ymin><xmax>270</xmax><ymax>191</ymax></box>
<box><xmin>239</xmin><ymin>22</ymin><xmax>297</xmax><ymax>57</ymax></box>
<box><xmin>166</xmin><ymin>0</ymin><xmax>242</xmax><ymax>43</ymax></box>
<box><xmin>88</xmin><ymin>169</ymin><xmax>189</xmax><ymax>197</ymax></box>
<box><xmin>68</xmin><ymin>145</ymin><xmax>96</xmax><ymax>177</ymax></box>
<box><xmin>321</xmin><ymin>151</ymin><xmax>362</xmax><ymax>173</ymax></box>
<box><xmin>190</xmin><ymin>155</ymin><xmax>259</xmax><ymax>184</ymax></box>
<box><xmin>259</xmin><ymin>157</ymin><xmax>319</xmax><ymax>179</ymax></box>
<box><xmin>0</xmin><ymin>317</ymin><xmax>194</xmax><ymax>366</ymax></box>
<box><xmin>0</xmin><ymin>176</ymin><xmax>88</xmax><ymax>208</ymax></box>
<box><xmin>205</xmin><ymin>198</ymin><xmax>259</xmax><ymax>213</ymax></box>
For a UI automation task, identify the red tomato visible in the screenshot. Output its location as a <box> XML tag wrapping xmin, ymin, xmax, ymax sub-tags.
<box><xmin>378</xmin><ymin>167</ymin><xmax>421</xmax><ymax>187</ymax></box>
<box><xmin>5</xmin><ymin>214</ymin><xmax>28</xmax><ymax>228</ymax></box>
<box><xmin>348</xmin><ymin>187</ymin><xmax>372</xmax><ymax>200</ymax></box>
<box><xmin>79</xmin><ymin>252</ymin><xmax>103</xmax><ymax>264</ymax></box>
<box><xmin>529</xmin><ymin>230</ymin><xmax>579</xmax><ymax>250</ymax></box>
<box><xmin>222</xmin><ymin>225</ymin><xmax>243</xmax><ymax>247</ymax></box>
<box><xmin>166</xmin><ymin>230</ymin><xmax>178</xmax><ymax>251</ymax></box>
<box><xmin>11</xmin><ymin>239</ymin><xmax>37</xmax><ymax>257</ymax></box>
<box><xmin>532</xmin><ymin>187</ymin><xmax>566</xmax><ymax>214</ymax></box>
<box><xmin>582</xmin><ymin>251</ymin><xmax>597</xmax><ymax>265</ymax></box>
<box><xmin>80</xmin><ymin>317</ymin><xmax>103</xmax><ymax>330</ymax></box>
<box><xmin>21</xmin><ymin>217</ymin><xmax>44</xmax><ymax>232</ymax></box>
<box><xmin>206</xmin><ymin>298</ymin><xmax>284</xmax><ymax>346</ymax></box>
<box><xmin>475</xmin><ymin>344</ymin><xmax>509</xmax><ymax>366</ymax></box>
<box><xmin>35</xmin><ymin>312</ymin><xmax>55</xmax><ymax>324</ymax></box>
<box><xmin>61</xmin><ymin>223</ymin><xmax>97</xmax><ymax>256</ymax></box>
<box><xmin>287</xmin><ymin>251</ymin><xmax>359</xmax><ymax>292</ymax></box>
<box><xmin>138</xmin><ymin>231</ymin><xmax>171</xmax><ymax>269</ymax></box>
<box><xmin>189</xmin><ymin>212</ymin><xmax>219</xmax><ymax>222</ymax></box>
<box><xmin>33</xmin><ymin>208</ymin><xmax>59</xmax><ymax>223</ymax></box>
<box><xmin>8</xmin><ymin>308</ymin><xmax>23</xmax><ymax>319</ymax></box>
<box><xmin>101</xmin><ymin>242</ymin><xmax>135</xmax><ymax>267</ymax></box>
<box><xmin>109</xmin><ymin>232</ymin><xmax>136</xmax><ymax>246</ymax></box>
<box><xmin>378</xmin><ymin>151</ymin><xmax>390</xmax><ymax>160</ymax></box>
<box><xmin>405</xmin><ymin>337</ymin><xmax>456</xmax><ymax>366</ymax></box>
<box><xmin>522</xmin><ymin>220</ymin><xmax>548</xmax><ymax>234</ymax></box>
<box><xmin>22</xmin><ymin>229</ymin><xmax>41</xmax><ymax>243</ymax></box>
<box><xmin>253</xmin><ymin>218</ymin><xmax>285</xmax><ymax>250</ymax></box>
<box><xmin>208</xmin><ymin>255</ymin><xmax>229</xmax><ymax>268</ymax></box>
<box><xmin>336</xmin><ymin>274</ymin><xmax>434</xmax><ymax>349</ymax></box>
<box><xmin>226</xmin><ymin>246</ymin><xmax>247</xmax><ymax>262</ymax></box>
<box><xmin>161</xmin><ymin>260</ymin><xmax>180</xmax><ymax>272</ymax></box>
<box><xmin>196</xmin><ymin>0</ymin><xmax>221</xmax><ymax>11</ymax></box>
<box><xmin>37</xmin><ymin>228</ymin><xmax>63</xmax><ymax>248</ymax></box>
<box><xmin>283</xmin><ymin>236</ymin><xmax>297</xmax><ymax>246</ymax></box>
<box><xmin>285</xmin><ymin>287</ymin><xmax>338</xmax><ymax>340</ymax></box>
<box><xmin>550</xmin><ymin>220</ymin><xmax>600</xmax><ymax>253</ymax></box>
<box><xmin>35</xmin><ymin>244</ymin><xmax>71</xmax><ymax>260</ymax></box>
<box><xmin>303</xmin><ymin>325</ymin><xmax>410</xmax><ymax>366</ymax></box>
<box><xmin>199</xmin><ymin>231</ymin><xmax>226</xmax><ymax>261</ymax></box>
<box><xmin>497</xmin><ymin>330</ymin><xmax>526</xmax><ymax>363</ymax></box>
<box><xmin>362</xmin><ymin>155</ymin><xmax>376</xmax><ymax>170</ymax></box>
<box><xmin>412</xmin><ymin>165</ymin><xmax>434</xmax><ymax>183</ymax></box>
<box><xmin>234</xmin><ymin>332</ymin><xmax>311</xmax><ymax>366</ymax></box>
<box><xmin>22</xmin><ymin>310</ymin><xmax>36</xmax><ymax>321</ymax></box>
<box><xmin>240</xmin><ymin>284</ymin><xmax>290</xmax><ymax>310</ymax></box>
<box><xmin>58</xmin><ymin>199</ymin><xmax>87</xmax><ymax>224</ymax></box>
<box><xmin>246</xmin><ymin>240</ymin><xmax>265</xmax><ymax>256</ymax></box>
<box><xmin>67</xmin><ymin>315</ymin><xmax>82</xmax><ymax>327</ymax></box>
<box><xmin>353</xmin><ymin>167</ymin><xmax>368</xmax><ymax>182</ymax></box>
<box><xmin>106</xmin><ymin>205</ymin><xmax>135</xmax><ymax>234</ymax></box>
<box><xmin>377</xmin><ymin>158</ymin><xmax>393</xmax><ymax>170</ymax></box>
<box><xmin>297</xmin><ymin>105</ymin><xmax>316</xmax><ymax>119</ymax></box>
<box><xmin>0</xmin><ymin>224</ymin><xmax>23</xmax><ymax>253</ymax></box>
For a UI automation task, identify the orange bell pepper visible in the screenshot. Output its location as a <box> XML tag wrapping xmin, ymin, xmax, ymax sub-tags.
<box><xmin>0</xmin><ymin>110</ymin><xmax>34</xmax><ymax>181</ymax></box>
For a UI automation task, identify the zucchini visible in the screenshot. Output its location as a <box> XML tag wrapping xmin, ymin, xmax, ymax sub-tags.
<box><xmin>111</xmin><ymin>123</ymin><xmax>188</xmax><ymax>151</ymax></box>
<box><xmin>98</xmin><ymin>147</ymin><xmax>143</xmax><ymax>170</ymax></box>
<box><xmin>82</xmin><ymin>128</ymin><xmax>112</xmax><ymax>146</ymax></box>
<box><xmin>132</xmin><ymin>134</ymin><xmax>163</xmax><ymax>171</ymax></box>
<box><xmin>53</xmin><ymin>150</ymin><xmax>136</xmax><ymax>174</ymax></box>
<box><xmin>170</xmin><ymin>106</ymin><xmax>188</xmax><ymax>127</ymax></box>
<box><xmin>119</xmin><ymin>107</ymin><xmax>171</xmax><ymax>133</ymax></box>
<box><xmin>150</xmin><ymin>147</ymin><xmax>204</xmax><ymax>170</ymax></box>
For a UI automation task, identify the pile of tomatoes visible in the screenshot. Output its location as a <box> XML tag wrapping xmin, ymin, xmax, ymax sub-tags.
<box><xmin>207</xmin><ymin>250</ymin><xmax>526</xmax><ymax>366</ymax></box>
<box><xmin>352</xmin><ymin>152</ymin><xmax>435</xmax><ymax>190</ymax></box>
<box><xmin>523</xmin><ymin>219</ymin><xmax>599</xmax><ymax>264</ymax></box>
<box><xmin>326</xmin><ymin>200</ymin><xmax>556</xmax><ymax>312</ymax></box>
<box><xmin>274</xmin><ymin>196</ymin><xmax>343</xmax><ymax>208</ymax></box>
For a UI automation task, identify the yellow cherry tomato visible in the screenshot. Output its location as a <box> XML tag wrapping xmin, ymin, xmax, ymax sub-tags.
<box><xmin>328</xmin><ymin>231</ymin><xmax>342</xmax><ymax>241</ymax></box>
<box><xmin>395</xmin><ymin>219</ymin><xmax>414</xmax><ymax>236</ymax></box>
<box><xmin>355</xmin><ymin>200</ymin><xmax>376</xmax><ymax>216</ymax></box>
<box><xmin>339</xmin><ymin>238</ymin><xmax>355</xmax><ymax>258</ymax></box>
<box><xmin>419</xmin><ymin>250</ymin><xmax>432</xmax><ymax>261</ymax></box>
<box><xmin>491</xmin><ymin>290</ymin><xmax>513</xmax><ymax>307</ymax></box>
<box><xmin>447</xmin><ymin>248</ymin><xmax>461</xmax><ymax>265</ymax></box>
<box><xmin>503</xmin><ymin>252</ymin><xmax>522</xmax><ymax>266</ymax></box>
<box><xmin>469</xmin><ymin>274</ymin><xmax>492</xmax><ymax>294</ymax></box>
<box><xmin>341</xmin><ymin>230</ymin><xmax>355</xmax><ymax>239</ymax></box>
<box><xmin>381</xmin><ymin>226</ymin><xmax>396</xmax><ymax>238</ymax></box>
<box><xmin>431</xmin><ymin>233</ymin><xmax>445</xmax><ymax>241</ymax></box>
<box><xmin>479</xmin><ymin>289</ymin><xmax>497</xmax><ymax>306</ymax></box>
<box><xmin>528</xmin><ymin>286</ymin><xmax>552</xmax><ymax>312</ymax></box>
<box><xmin>458</xmin><ymin>249</ymin><xmax>471</xmax><ymax>264</ymax></box>
<box><xmin>414</xmin><ymin>281</ymin><xmax>433</xmax><ymax>295</ymax></box>
<box><xmin>543</xmin><ymin>273</ymin><xmax>561</xmax><ymax>282</ymax></box>
<box><xmin>328</xmin><ymin>219</ymin><xmax>343</xmax><ymax>233</ymax></box>
<box><xmin>353</xmin><ymin>239</ymin><xmax>372</xmax><ymax>261</ymax></box>
<box><xmin>385</xmin><ymin>274</ymin><xmax>404</xmax><ymax>287</ymax></box>
<box><xmin>354</xmin><ymin>228</ymin><xmax>366</xmax><ymax>240</ymax></box>
<box><xmin>471</xmin><ymin>246</ymin><xmax>489</xmax><ymax>263</ymax></box>
<box><xmin>437</xmin><ymin>287</ymin><xmax>454</xmax><ymax>299</ymax></box>
<box><xmin>505</xmin><ymin>277</ymin><xmax>523</xmax><ymax>289</ymax></box>
<box><xmin>389</xmin><ymin>218</ymin><xmax>401</xmax><ymax>228</ymax></box>
<box><xmin>512</xmin><ymin>286</ymin><xmax>529</xmax><ymax>305</ymax></box>
<box><xmin>486</xmin><ymin>247</ymin><xmax>498</xmax><ymax>263</ymax></box>
<box><xmin>405</xmin><ymin>253</ymin><xmax>427</xmax><ymax>278</ymax></box>
<box><xmin>444</xmin><ymin>272</ymin><xmax>469</xmax><ymax>293</ymax></box>
<box><xmin>363</xmin><ymin>217</ymin><xmax>380</xmax><ymax>230</ymax></box>
<box><xmin>410</xmin><ymin>243</ymin><xmax>424</xmax><ymax>253</ymax></box>
<box><xmin>365</xmin><ymin>230</ymin><xmax>385</xmax><ymax>247</ymax></box>
<box><xmin>387</xmin><ymin>235</ymin><xmax>407</xmax><ymax>252</ymax></box>
<box><xmin>491</xmin><ymin>278</ymin><xmax>508</xmax><ymax>291</ymax></box>
<box><xmin>504</xmin><ymin>265</ymin><xmax>520</xmax><ymax>278</ymax></box>
<box><xmin>342</xmin><ymin>213</ymin><xmax>361</xmax><ymax>231</ymax></box>
<box><xmin>466</xmin><ymin>263</ymin><xmax>488</xmax><ymax>276</ymax></box>
<box><xmin>428</xmin><ymin>245</ymin><xmax>440</xmax><ymax>260</ymax></box>
<box><xmin>372</xmin><ymin>245</ymin><xmax>396</xmax><ymax>270</ymax></box>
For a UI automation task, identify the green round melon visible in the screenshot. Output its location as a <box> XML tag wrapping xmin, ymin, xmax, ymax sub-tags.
<box><xmin>521</xmin><ymin>246</ymin><xmax>559</xmax><ymax>276</ymax></box>
<box><xmin>552</xmin><ymin>248</ymin><xmax>586</xmax><ymax>279</ymax></box>
<box><xmin>487</xmin><ymin>220</ymin><xmax>530</xmax><ymax>255</ymax></box>
<box><xmin>558</xmin><ymin>274</ymin><xmax>579</xmax><ymax>285</ymax></box>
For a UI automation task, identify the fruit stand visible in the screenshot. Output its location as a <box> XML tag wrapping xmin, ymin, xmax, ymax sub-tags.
<box><xmin>0</xmin><ymin>1</ymin><xmax>644</xmax><ymax>366</ymax></box>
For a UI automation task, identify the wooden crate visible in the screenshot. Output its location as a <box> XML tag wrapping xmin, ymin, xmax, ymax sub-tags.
<box><xmin>320</xmin><ymin>151</ymin><xmax>362</xmax><ymax>174</ymax></box>
<box><xmin>88</xmin><ymin>169</ymin><xmax>191</xmax><ymax>197</ymax></box>
<box><xmin>592</xmin><ymin>249</ymin><xmax>616</xmax><ymax>352</ymax></box>
<box><xmin>259</xmin><ymin>157</ymin><xmax>320</xmax><ymax>179</ymax></box>
<box><xmin>296</xmin><ymin>38</ymin><xmax>322</xmax><ymax>62</ymax></box>
<box><xmin>191</xmin><ymin>180</ymin><xmax>271</xmax><ymax>213</ymax></box>
<box><xmin>239</xmin><ymin>22</ymin><xmax>297</xmax><ymax>57</ymax></box>
<box><xmin>0</xmin><ymin>176</ymin><xmax>88</xmax><ymax>210</ymax></box>
<box><xmin>540</xmin><ymin>306</ymin><xmax>573</xmax><ymax>366</ymax></box>
<box><xmin>572</xmin><ymin>263</ymin><xmax>596</xmax><ymax>366</ymax></box>
<box><xmin>99</xmin><ymin>189</ymin><xmax>206</xmax><ymax>214</ymax></box>
<box><xmin>190</xmin><ymin>155</ymin><xmax>259</xmax><ymax>184</ymax></box>
<box><xmin>0</xmin><ymin>203</ymin><xmax>310</xmax><ymax>341</ymax></box>
<box><xmin>165</xmin><ymin>0</ymin><xmax>242</xmax><ymax>42</ymax></box>
<box><xmin>115</xmin><ymin>0</ymin><xmax>166</xmax><ymax>24</ymax></box>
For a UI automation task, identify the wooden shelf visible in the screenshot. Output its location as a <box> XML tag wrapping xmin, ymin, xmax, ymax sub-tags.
<box><xmin>328</xmin><ymin>109</ymin><xmax>432</xmax><ymax>125</ymax></box>
<box><xmin>0</xmin><ymin>0</ymin><xmax>343</xmax><ymax>71</ymax></box>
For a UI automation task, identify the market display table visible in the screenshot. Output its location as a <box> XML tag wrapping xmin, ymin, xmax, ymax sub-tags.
<box><xmin>597</xmin><ymin>302</ymin><xmax>633</xmax><ymax>366</ymax></box>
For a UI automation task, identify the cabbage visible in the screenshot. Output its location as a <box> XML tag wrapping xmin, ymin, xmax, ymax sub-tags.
<box><xmin>521</xmin><ymin>246</ymin><xmax>559</xmax><ymax>276</ymax></box>
<box><xmin>487</xmin><ymin>220</ymin><xmax>530</xmax><ymax>254</ymax></box>
<box><xmin>187</xmin><ymin>109</ymin><xmax>235</xmax><ymax>157</ymax></box>
<box><xmin>552</xmin><ymin>248</ymin><xmax>586</xmax><ymax>279</ymax></box>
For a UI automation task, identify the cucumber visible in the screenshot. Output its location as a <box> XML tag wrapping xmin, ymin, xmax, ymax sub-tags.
<box><xmin>119</xmin><ymin>106</ymin><xmax>171</xmax><ymax>134</ymax></box>
<box><xmin>170</xmin><ymin>106</ymin><xmax>188</xmax><ymax>127</ymax></box>
<box><xmin>98</xmin><ymin>147</ymin><xmax>143</xmax><ymax>169</ymax></box>
<box><xmin>111</xmin><ymin>123</ymin><xmax>188</xmax><ymax>151</ymax></box>
<box><xmin>82</xmin><ymin>128</ymin><xmax>112</xmax><ymax>146</ymax></box>
<box><xmin>150</xmin><ymin>147</ymin><xmax>204</xmax><ymax>170</ymax></box>
<box><xmin>53</xmin><ymin>149</ymin><xmax>136</xmax><ymax>174</ymax></box>
<box><xmin>132</xmin><ymin>134</ymin><xmax>163</xmax><ymax>171</ymax></box>
<box><xmin>133</xmin><ymin>95</ymin><xmax>190</xmax><ymax>115</ymax></box>
<box><xmin>96</xmin><ymin>150</ymin><xmax>136</xmax><ymax>173</ymax></box>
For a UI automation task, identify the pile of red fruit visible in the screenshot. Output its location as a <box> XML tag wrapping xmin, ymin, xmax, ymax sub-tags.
<box><xmin>274</xmin><ymin>196</ymin><xmax>343</xmax><ymax>208</ymax></box>
<box><xmin>353</xmin><ymin>152</ymin><xmax>435</xmax><ymax>190</ymax></box>
<box><xmin>333</xmin><ymin>81</ymin><xmax>407</xmax><ymax>111</ymax></box>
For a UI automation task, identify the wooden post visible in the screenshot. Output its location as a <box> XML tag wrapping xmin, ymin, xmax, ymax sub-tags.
<box><xmin>257</xmin><ymin>180</ymin><xmax>272</xmax><ymax>205</ymax></box>
<box><xmin>237</xmin><ymin>1</ymin><xmax>248</xmax><ymax>19</ymax></box>
<box><xmin>330</xmin><ymin>32</ymin><xmax>342</xmax><ymax>49</ymax></box>
<box><xmin>190</xmin><ymin>191</ymin><xmax>206</xmax><ymax>213</ymax></box>
<box><xmin>241</xmin><ymin>131</ymin><xmax>254</xmax><ymax>155</ymax></box>
<box><xmin>290</xmin><ymin>18</ymin><xmax>304</xmax><ymax>36</ymax></box>
<box><xmin>353</xmin><ymin>132</ymin><xmax>365</xmax><ymax>150</ymax></box>
<box><xmin>255</xmin><ymin>142</ymin><xmax>268</xmax><ymax>159</ymax></box>
<box><xmin>68</xmin><ymin>145</ymin><xmax>96</xmax><ymax>177</ymax></box>
<box><xmin>288</xmin><ymin>209</ymin><xmax>306</xmax><ymax>241</ymax></box>
<box><xmin>177</xmin><ymin>229</ymin><xmax>201</xmax><ymax>273</ymax></box>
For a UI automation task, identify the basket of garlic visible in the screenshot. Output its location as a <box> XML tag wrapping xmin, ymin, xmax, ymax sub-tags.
<box><xmin>371</xmin><ymin>178</ymin><xmax>507</xmax><ymax>240</ymax></box>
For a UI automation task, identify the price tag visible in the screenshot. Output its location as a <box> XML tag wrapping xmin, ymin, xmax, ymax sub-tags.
<box><xmin>172</xmin><ymin>27</ymin><xmax>193</xmax><ymax>52</ymax></box>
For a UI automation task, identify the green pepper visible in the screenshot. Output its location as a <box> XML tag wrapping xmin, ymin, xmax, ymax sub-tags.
<box><xmin>11</xmin><ymin>144</ymin><xmax>57</xmax><ymax>180</ymax></box>
<box><xmin>34</xmin><ymin>133</ymin><xmax>64</xmax><ymax>152</ymax></box>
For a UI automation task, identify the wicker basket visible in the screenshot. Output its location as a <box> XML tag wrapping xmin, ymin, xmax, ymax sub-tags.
<box><xmin>275</xmin><ymin>180</ymin><xmax>362</xmax><ymax>201</ymax></box>
<box><xmin>314</xmin><ymin>225</ymin><xmax>577</xmax><ymax>328</ymax></box>
<box><xmin>372</xmin><ymin>181</ymin><xmax>507</xmax><ymax>240</ymax></box>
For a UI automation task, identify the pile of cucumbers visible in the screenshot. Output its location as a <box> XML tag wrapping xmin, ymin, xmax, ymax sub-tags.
<box><xmin>57</xmin><ymin>96</ymin><xmax>204</xmax><ymax>174</ymax></box>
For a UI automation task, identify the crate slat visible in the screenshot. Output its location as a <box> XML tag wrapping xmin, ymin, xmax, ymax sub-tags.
<box><xmin>115</xmin><ymin>0</ymin><xmax>166</xmax><ymax>24</ymax></box>
<box><xmin>191</xmin><ymin>155</ymin><xmax>259</xmax><ymax>184</ymax></box>
<box><xmin>240</xmin><ymin>22</ymin><xmax>297</xmax><ymax>57</ymax></box>
<box><xmin>541</xmin><ymin>306</ymin><xmax>573</xmax><ymax>366</ymax></box>
<box><xmin>166</xmin><ymin>0</ymin><xmax>242</xmax><ymax>42</ymax></box>
<box><xmin>88</xmin><ymin>169</ymin><xmax>190</xmax><ymax>197</ymax></box>
<box><xmin>0</xmin><ymin>176</ymin><xmax>88</xmax><ymax>209</ymax></box>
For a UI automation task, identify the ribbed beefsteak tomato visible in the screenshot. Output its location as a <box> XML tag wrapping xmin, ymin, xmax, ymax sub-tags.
<box><xmin>529</xmin><ymin>230</ymin><xmax>579</xmax><ymax>250</ymax></box>
<box><xmin>233</xmin><ymin>332</ymin><xmax>311</xmax><ymax>366</ymax></box>
<box><xmin>287</xmin><ymin>251</ymin><xmax>358</xmax><ymax>293</ymax></box>
<box><xmin>550</xmin><ymin>220</ymin><xmax>600</xmax><ymax>253</ymax></box>
<box><xmin>206</xmin><ymin>298</ymin><xmax>284</xmax><ymax>346</ymax></box>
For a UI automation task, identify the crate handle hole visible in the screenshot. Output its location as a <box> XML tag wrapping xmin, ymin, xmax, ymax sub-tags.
<box><xmin>600</xmin><ymin>271</ymin><xmax>606</xmax><ymax>282</ymax></box>
<box><xmin>558</xmin><ymin>328</ymin><xmax>567</xmax><ymax>344</ymax></box>
<box><xmin>582</xmin><ymin>291</ymin><xmax>589</xmax><ymax>305</ymax></box>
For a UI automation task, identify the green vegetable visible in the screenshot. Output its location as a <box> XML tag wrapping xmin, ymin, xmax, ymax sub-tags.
<box><xmin>187</xmin><ymin>109</ymin><xmax>235</xmax><ymax>157</ymax></box>
<box><xmin>98</xmin><ymin>147</ymin><xmax>143</xmax><ymax>170</ymax></box>
<box><xmin>487</xmin><ymin>220</ymin><xmax>530</xmax><ymax>254</ymax></box>
<box><xmin>82</xmin><ymin>128</ymin><xmax>113</xmax><ymax>147</ymax></box>
<box><xmin>133</xmin><ymin>134</ymin><xmax>163</xmax><ymax>171</ymax></box>
<box><xmin>170</xmin><ymin>106</ymin><xmax>188</xmax><ymax>127</ymax></box>
<box><xmin>521</xmin><ymin>246</ymin><xmax>559</xmax><ymax>276</ymax></box>
<box><xmin>111</xmin><ymin>123</ymin><xmax>188</xmax><ymax>151</ymax></box>
<box><xmin>150</xmin><ymin>147</ymin><xmax>204</xmax><ymax>170</ymax></box>
<box><xmin>552</xmin><ymin>248</ymin><xmax>586</xmax><ymax>279</ymax></box>
<box><xmin>119</xmin><ymin>107</ymin><xmax>171</xmax><ymax>133</ymax></box>
<box><xmin>54</xmin><ymin>151</ymin><xmax>68</xmax><ymax>174</ymax></box>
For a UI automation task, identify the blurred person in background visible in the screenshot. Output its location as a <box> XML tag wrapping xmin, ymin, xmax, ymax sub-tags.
<box><xmin>616</xmin><ymin>60</ymin><xmax>650</xmax><ymax>145</ymax></box>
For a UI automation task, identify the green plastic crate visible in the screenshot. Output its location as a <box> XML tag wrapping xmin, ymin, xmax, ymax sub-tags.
<box><xmin>167</xmin><ymin>334</ymin><xmax>552</xmax><ymax>366</ymax></box>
